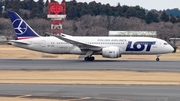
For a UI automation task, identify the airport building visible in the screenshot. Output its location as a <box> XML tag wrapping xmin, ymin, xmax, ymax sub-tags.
<box><xmin>109</xmin><ymin>31</ymin><xmax>157</xmax><ymax>37</ymax></box>
<box><xmin>169</xmin><ymin>38</ymin><xmax>180</xmax><ymax>46</ymax></box>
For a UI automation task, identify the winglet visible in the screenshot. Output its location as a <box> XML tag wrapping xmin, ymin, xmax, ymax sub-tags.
<box><xmin>8</xmin><ymin>11</ymin><xmax>40</xmax><ymax>40</ymax></box>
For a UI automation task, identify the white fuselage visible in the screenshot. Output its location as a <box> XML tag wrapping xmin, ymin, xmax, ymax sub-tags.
<box><xmin>11</xmin><ymin>36</ymin><xmax>174</xmax><ymax>55</ymax></box>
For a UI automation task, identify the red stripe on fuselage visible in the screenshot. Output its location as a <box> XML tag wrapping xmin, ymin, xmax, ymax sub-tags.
<box><xmin>18</xmin><ymin>37</ymin><xmax>37</xmax><ymax>40</ymax></box>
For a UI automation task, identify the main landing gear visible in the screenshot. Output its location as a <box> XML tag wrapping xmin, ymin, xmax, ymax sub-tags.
<box><xmin>83</xmin><ymin>50</ymin><xmax>94</xmax><ymax>61</ymax></box>
<box><xmin>156</xmin><ymin>54</ymin><xmax>161</xmax><ymax>61</ymax></box>
<box><xmin>84</xmin><ymin>56</ymin><xmax>95</xmax><ymax>61</ymax></box>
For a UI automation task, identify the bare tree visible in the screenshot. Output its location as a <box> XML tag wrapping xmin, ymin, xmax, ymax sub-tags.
<box><xmin>1</xmin><ymin>14</ymin><xmax>180</xmax><ymax>39</ymax></box>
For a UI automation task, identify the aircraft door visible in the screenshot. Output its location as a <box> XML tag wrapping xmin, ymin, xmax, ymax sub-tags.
<box><xmin>41</xmin><ymin>40</ymin><xmax>46</xmax><ymax>47</ymax></box>
<box><xmin>159</xmin><ymin>41</ymin><xmax>164</xmax><ymax>53</ymax></box>
<box><xmin>153</xmin><ymin>40</ymin><xmax>163</xmax><ymax>53</ymax></box>
<box><xmin>41</xmin><ymin>40</ymin><xmax>46</xmax><ymax>51</ymax></box>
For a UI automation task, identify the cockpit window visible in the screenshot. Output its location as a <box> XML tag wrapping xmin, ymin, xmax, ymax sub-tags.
<box><xmin>164</xmin><ymin>43</ymin><xmax>168</xmax><ymax>45</ymax></box>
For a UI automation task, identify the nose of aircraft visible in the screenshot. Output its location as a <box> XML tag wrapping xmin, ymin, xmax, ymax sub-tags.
<box><xmin>164</xmin><ymin>45</ymin><xmax>174</xmax><ymax>53</ymax></box>
<box><xmin>169</xmin><ymin>45</ymin><xmax>174</xmax><ymax>52</ymax></box>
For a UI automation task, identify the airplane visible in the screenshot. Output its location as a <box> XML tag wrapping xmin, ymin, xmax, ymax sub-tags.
<box><xmin>7</xmin><ymin>11</ymin><xmax>174</xmax><ymax>61</ymax></box>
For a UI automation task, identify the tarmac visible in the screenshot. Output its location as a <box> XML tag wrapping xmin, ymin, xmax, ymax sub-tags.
<box><xmin>0</xmin><ymin>59</ymin><xmax>180</xmax><ymax>101</ymax></box>
<box><xmin>0</xmin><ymin>59</ymin><xmax>179</xmax><ymax>72</ymax></box>
<box><xmin>0</xmin><ymin>84</ymin><xmax>180</xmax><ymax>101</ymax></box>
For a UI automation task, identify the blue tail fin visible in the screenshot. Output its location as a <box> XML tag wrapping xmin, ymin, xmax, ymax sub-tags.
<box><xmin>8</xmin><ymin>11</ymin><xmax>40</xmax><ymax>40</ymax></box>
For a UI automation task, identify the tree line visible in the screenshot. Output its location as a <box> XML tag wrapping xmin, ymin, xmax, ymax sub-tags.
<box><xmin>166</xmin><ymin>8</ymin><xmax>180</xmax><ymax>16</ymax></box>
<box><xmin>0</xmin><ymin>0</ymin><xmax>180</xmax><ymax>24</ymax></box>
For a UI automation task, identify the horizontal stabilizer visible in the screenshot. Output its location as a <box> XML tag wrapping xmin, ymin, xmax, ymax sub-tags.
<box><xmin>8</xmin><ymin>40</ymin><xmax>31</xmax><ymax>45</ymax></box>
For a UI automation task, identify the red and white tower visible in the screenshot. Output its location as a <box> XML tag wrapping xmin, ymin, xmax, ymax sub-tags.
<box><xmin>47</xmin><ymin>2</ymin><xmax>66</xmax><ymax>35</ymax></box>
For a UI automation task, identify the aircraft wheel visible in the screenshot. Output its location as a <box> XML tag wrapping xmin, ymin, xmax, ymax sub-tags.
<box><xmin>84</xmin><ymin>57</ymin><xmax>89</xmax><ymax>61</ymax></box>
<box><xmin>89</xmin><ymin>57</ymin><xmax>95</xmax><ymax>61</ymax></box>
<box><xmin>156</xmin><ymin>58</ymin><xmax>160</xmax><ymax>61</ymax></box>
<box><xmin>84</xmin><ymin>57</ymin><xmax>95</xmax><ymax>61</ymax></box>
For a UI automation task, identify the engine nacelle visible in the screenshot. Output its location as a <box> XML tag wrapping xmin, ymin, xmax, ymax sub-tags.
<box><xmin>102</xmin><ymin>46</ymin><xmax>121</xmax><ymax>58</ymax></box>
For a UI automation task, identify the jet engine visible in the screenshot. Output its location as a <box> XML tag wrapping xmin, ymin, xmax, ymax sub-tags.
<box><xmin>102</xmin><ymin>46</ymin><xmax>121</xmax><ymax>58</ymax></box>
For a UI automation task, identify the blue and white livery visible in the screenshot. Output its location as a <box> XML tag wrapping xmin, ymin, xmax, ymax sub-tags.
<box><xmin>8</xmin><ymin>11</ymin><xmax>174</xmax><ymax>61</ymax></box>
<box><xmin>8</xmin><ymin>11</ymin><xmax>40</xmax><ymax>40</ymax></box>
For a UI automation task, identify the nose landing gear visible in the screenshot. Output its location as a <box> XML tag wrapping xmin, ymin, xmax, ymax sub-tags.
<box><xmin>156</xmin><ymin>57</ymin><xmax>160</xmax><ymax>61</ymax></box>
<box><xmin>156</xmin><ymin>54</ymin><xmax>161</xmax><ymax>61</ymax></box>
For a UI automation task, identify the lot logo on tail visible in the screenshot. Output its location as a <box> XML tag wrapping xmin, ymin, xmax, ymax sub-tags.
<box><xmin>13</xmin><ymin>19</ymin><xmax>27</xmax><ymax>35</ymax></box>
<box><xmin>126</xmin><ymin>41</ymin><xmax>156</xmax><ymax>51</ymax></box>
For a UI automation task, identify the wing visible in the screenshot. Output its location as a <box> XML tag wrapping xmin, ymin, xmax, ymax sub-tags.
<box><xmin>56</xmin><ymin>34</ymin><xmax>102</xmax><ymax>51</ymax></box>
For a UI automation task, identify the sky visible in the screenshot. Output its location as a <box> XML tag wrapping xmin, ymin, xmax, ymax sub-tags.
<box><xmin>65</xmin><ymin>0</ymin><xmax>180</xmax><ymax>10</ymax></box>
